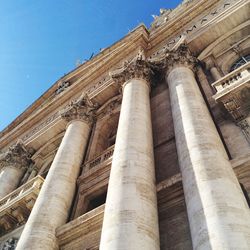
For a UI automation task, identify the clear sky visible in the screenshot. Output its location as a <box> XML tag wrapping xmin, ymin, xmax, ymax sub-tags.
<box><xmin>0</xmin><ymin>0</ymin><xmax>181</xmax><ymax>131</ymax></box>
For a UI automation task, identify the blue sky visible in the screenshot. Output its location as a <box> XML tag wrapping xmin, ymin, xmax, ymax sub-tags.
<box><xmin>0</xmin><ymin>0</ymin><xmax>181</xmax><ymax>131</ymax></box>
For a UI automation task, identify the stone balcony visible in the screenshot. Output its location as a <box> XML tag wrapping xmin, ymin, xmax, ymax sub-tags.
<box><xmin>212</xmin><ymin>62</ymin><xmax>250</xmax><ymax>121</ymax></box>
<box><xmin>0</xmin><ymin>175</ymin><xmax>44</xmax><ymax>236</ymax></box>
<box><xmin>82</xmin><ymin>145</ymin><xmax>114</xmax><ymax>175</ymax></box>
<box><xmin>212</xmin><ymin>62</ymin><xmax>250</xmax><ymax>102</ymax></box>
<box><xmin>56</xmin><ymin>204</ymin><xmax>104</xmax><ymax>250</ymax></box>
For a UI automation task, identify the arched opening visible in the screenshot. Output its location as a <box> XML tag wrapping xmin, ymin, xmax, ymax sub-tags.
<box><xmin>230</xmin><ymin>54</ymin><xmax>250</xmax><ymax>72</ymax></box>
<box><xmin>88</xmin><ymin>111</ymin><xmax>120</xmax><ymax>160</ymax></box>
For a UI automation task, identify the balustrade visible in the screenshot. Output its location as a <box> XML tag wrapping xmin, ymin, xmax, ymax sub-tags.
<box><xmin>83</xmin><ymin>145</ymin><xmax>115</xmax><ymax>173</ymax></box>
<box><xmin>0</xmin><ymin>175</ymin><xmax>44</xmax><ymax>235</ymax></box>
<box><xmin>212</xmin><ymin>62</ymin><xmax>250</xmax><ymax>100</ymax></box>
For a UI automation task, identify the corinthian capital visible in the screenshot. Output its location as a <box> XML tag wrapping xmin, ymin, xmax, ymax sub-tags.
<box><xmin>60</xmin><ymin>93</ymin><xmax>98</xmax><ymax>124</ymax></box>
<box><xmin>0</xmin><ymin>140</ymin><xmax>33</xmax><ymax>170</ymax></box>
<box><xmin>110</xmin><ymin>49</ymin><xmax>153</xmax><ymax>86</ymax></box>
<box><xmin>149</xmin><ymin>43</ymin><xmax>197</xmax><ymax>73</ymax></box>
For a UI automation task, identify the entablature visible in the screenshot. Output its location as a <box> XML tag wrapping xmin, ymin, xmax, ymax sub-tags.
<box><xmin>149</xmin><ymin>0</ymin><xmax>247</xmax><ymax>60</ymax></box>
<box><xmin>0</xmin><ymin>25</ymin><xmax>149</xmax><ymax>150</ymax></box>
<box><xmin>212</xmin><ymin>62</ymin><xmax>250</xmax><ymax>101</ymax></box>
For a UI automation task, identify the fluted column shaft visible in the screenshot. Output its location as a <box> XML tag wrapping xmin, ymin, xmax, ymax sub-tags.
<box><xmin>167</xmin><ymin>64</ymin><xmax>250</xmax><ymax>249</ymax></box>
<box><xmin>100</xmin><ymin>54</ymin><xmax>160</xmax><ymax>250</ymax></box>
<box><xmin>16</xmin><ymin>94</ymin><xmax>96</xmax><ymax>250</ymax></box>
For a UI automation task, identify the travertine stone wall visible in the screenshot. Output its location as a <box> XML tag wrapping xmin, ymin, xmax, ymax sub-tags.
<box><xmin>158</xmin><ymin>183</ymin><xmax>192</xmax><ymax>250</ymax></box>
<box><xmin>151</xmin><ymin>83</ymin><xmax>180</xmax><ymax>183</ymax></box>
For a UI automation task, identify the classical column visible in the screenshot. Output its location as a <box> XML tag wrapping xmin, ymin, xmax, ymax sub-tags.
<box><xmin>16</xmin><ymin>94</ymin><xmax>97</xmax><ymax>250</ymax></box>
<box><xmin>205</xmin><ymin>57</ymin><xmax>222</xmax><ymax>81</ymax></box>
<box><xmin>100</xmin><ymin>51</ymin><xmax>160</xmax><ymax>250</ymax></box>
<box><xmin>0</xmin><ymin>141</ymin><xmax>31</xmax><ymax>199</ymax></box>
<box><xmin>152</xmin><ymin>44</ymin><xmax>250</xmax><ymax>249</ymax></box>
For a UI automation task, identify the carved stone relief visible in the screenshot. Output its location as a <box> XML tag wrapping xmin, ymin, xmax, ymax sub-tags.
<box><xmin>150</xmin><ymin>0</ymin><xmax>237</xmax><ymax>49</ymax></box>
<box><xmin>110</xmin><ymin>49</ymin><xmax>153</xmax><ymax>86</ymax></box>
<box><xmin>55</xmin><ymin>81</ymin><xmax>71</xmax><ymax>95</ymax></box>
<box><xmin>0</xmin><ymin>141</ymin><xmax>33</xmax><ymax>170</ymax></box>
<box><xmin>60</xmin><ymin>93</ymin><xmax>99</xmax><ymax>124</ymax></box>
<box><xmin>2</xmin><ymin>238</ymin><xmax>18</xmax><ymax>250</ymax></box>
<box><xmin>149</xmin><ymin>43</ymin><xmax>198</xmax><ymax>74</ymax></box>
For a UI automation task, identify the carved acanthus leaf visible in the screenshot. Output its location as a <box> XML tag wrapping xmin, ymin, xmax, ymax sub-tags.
<box><xmin>149</xmin><ymin>43</ymin><xmax>197</xmax><ymax>73</ymax></box>
<box><xmin>110</xmin><ymin>49</ymin><xmax>153</xmax><ymax>85</ymax></box>
<box><xmin>2</xmin><ymin>237</ymin><xmax>18</xmax><ymax>250</ymax></box>
<box><xmin>60</xmin><ymin>93</ymin><xmax>98</xmax><ymax>124</ymax></box>
<box><xmin>0</xmin><ymin>140</ymin><xmax>33</xmax><ymax>170</ymax></box>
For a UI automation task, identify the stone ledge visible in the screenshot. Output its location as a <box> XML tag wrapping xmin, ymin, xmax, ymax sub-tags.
<box><xmin>56</xmin><ymin>204</ymin><xmax>104</xmax><ymax>247</ymax></box>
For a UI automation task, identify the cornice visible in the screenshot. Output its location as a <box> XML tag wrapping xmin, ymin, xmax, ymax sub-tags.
<box><xmin>149</xmin><ymin>0</ymin><xmax>219</xmax><ymax>49</ymax></box>
<box><xmin>0</xmin><ymin>25</ymin><xmax>149</xmax><ymax>149</ymax></box>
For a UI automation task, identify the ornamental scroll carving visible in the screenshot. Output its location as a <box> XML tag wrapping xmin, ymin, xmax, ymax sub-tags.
<box><xmin>110</xmin><ymin>49</ymin><xmax>154</xmax><ymax>86</ymax></box>
<box><xmin>2</xmin><ymin>238</ymin><xmax>18</xmax><ymax>250</ymax></box>
<box><xmin>60</xmin><ymin>93</ymin><xmax>98</xmax><ymax>124</ymax></box>
<box><xmin>148</xmin><ymin>43</ymin><xmax>197</xmax><ymax>73</ymax></box>
<box><xmin>0</xmin><ymin>140</ymin><xmax>33</xmax><ymax>170</ymax></box>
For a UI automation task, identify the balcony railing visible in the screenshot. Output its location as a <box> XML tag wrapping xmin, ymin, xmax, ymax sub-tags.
<box><xmin>83</xmin><ymin>145</ymin><xmax>115</xmax><ymax>174</ymax></box>
<box><xmin>212</xmin><ymin>62</ymin><xmax>250</xmax><ymax>100</ymax></box>
<box><xmin>0</xmin><ymin>175</ymin><xmax>44</xmax><ymax>235</ymax></box>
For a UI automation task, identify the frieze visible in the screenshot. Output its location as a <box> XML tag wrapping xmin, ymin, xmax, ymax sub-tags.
<box><xmin>60</xmin><ymin>93</ymin><xmax>99</xmax><ymax>124</ymax></box>
<box><xmin>0</xmin><ymin>140</ymin><xmax>33</xmax><ymax>170</ymax></box>
<box><xmin>150</xmin><ymin>0</ymin><xmax>238</xmax><ymax>51</ymax></box>
<box><xmin>21</xmin><ymin>111</ymin><xmax>61</xmax><ymax>142</ymax></box>
<box><xmin>2</xmin><ymin>0</ymin><xmax>238</xmax><ymax>147</ymax></box>
<box><xmin>86</xmin><ymin>75</ymin><xmax>111</xmax><ymax>96</ymax></box>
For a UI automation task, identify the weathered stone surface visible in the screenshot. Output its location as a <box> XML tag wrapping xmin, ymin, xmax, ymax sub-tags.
<box><xmin>0</xmin><ymin>0</ymin><xmax>250</xmax><ymax>249</ymax></box>
<box><xmin>0</xmin><ymin>141</ymin><xmax>32</xmax><ymax>199</ymax></box>
<box><xmin>100</xmin><ymin>77</ymin><xmax>160</xmax><ymax>250</ymax></box>
<box><xmin>16</xmin><ymin>120</ymin><xmax>91</xmax><ymax>250</ymax></box>
<box><xmin>167</xmin><ymin>65</ymin><xmax>250</xmax><ymax>249</ymax></box>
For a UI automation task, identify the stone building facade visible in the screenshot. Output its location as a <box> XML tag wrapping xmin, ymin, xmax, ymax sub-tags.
<box><xmin>0</xmin><ymin>0</ymin><xmax>250</xmax><ymax>249</ymax></box>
